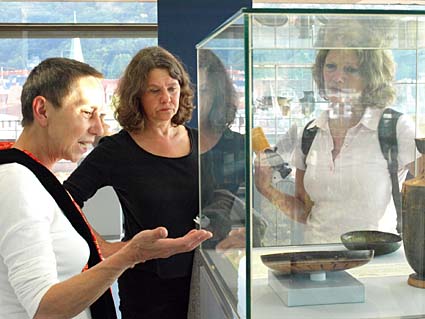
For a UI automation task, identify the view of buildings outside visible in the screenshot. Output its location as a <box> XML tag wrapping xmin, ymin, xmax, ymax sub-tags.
<box><xmin>0</xmin><ymin>1</ymin><xmax>157</xmax><ymax>176</ymax></box>
<box><xmin>0</xmin><ymin>1</ymin><xmax>157</xmax><ymax>143</ymax></box>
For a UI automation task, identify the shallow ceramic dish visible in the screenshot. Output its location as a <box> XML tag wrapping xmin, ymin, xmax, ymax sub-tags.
<box><xmin>341</xmin><ymin>230</ymin><xmax>402</xmax><ymax>256</ymax></box>
<box><xmin>260</xmin><ymin>250</ymin><xmax>373</xmax><ymax>275</ymax></box>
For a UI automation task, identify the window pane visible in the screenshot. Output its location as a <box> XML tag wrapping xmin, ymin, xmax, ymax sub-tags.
<box><xmin>0</xmin><ymin>34</ymin><xmax>157</xmax><ymax>178</ymax></box>
<box><xmin>0</xmin><ymin>1</ymin><xmax>157</xmax><ymax>23</ymax></box>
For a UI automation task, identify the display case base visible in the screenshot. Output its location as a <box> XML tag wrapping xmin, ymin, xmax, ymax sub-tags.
<box><xmin>268</xmin><ymin>270</ymin><xmax>365</xmax><ymax>307</ymax></box>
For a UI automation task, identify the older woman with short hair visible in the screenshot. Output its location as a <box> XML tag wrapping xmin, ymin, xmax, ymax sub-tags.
<box><xmin>0</xmin><ymin>57</ymin><xmax>211</xmax><ymax>319</ymax></box>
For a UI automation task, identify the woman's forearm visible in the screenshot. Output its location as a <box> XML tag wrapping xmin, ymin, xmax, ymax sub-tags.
<box><xmin>34</xmin><ymin>249</ymin><xmax>132</xmax><ymax>319</ymax></box>
<box><xmin>261</xmin><ymin>185</ymin><xmax>308</xmax><ymax>223</ymax></box>
<box><xmin>254</xmin><ymin>154</ymin><xmax>309</xmax><ymax>223</ymax></box>
<box><xmin>33</xmin><ymin>227</ymin><xmax>212</xmax><ymax>319</ymax></box>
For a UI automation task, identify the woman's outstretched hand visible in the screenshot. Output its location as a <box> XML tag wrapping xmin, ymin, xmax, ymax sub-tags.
<box><xmin>119</xmin><ymin>227</ymin><xmax>213</xmax><ymax>267</ymax></box>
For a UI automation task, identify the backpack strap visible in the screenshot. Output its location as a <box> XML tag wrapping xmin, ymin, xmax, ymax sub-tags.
<box><xmin>301</xmin><ymin>119</ymin><xmax>319</xmax><ymax>156</ymax></box>
<box><xmin>378</xmin><ymin>108</ymin><xmax>403</xmax><ymax>234</ymax></box>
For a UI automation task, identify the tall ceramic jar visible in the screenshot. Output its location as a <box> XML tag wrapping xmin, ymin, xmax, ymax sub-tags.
<box><xmin>401</xmin><ymin>138</ymin><xmax>425</xmax><ymax>289</ymax></box>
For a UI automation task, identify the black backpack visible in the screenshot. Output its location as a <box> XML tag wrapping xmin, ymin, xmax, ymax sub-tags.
<box><xmin>301</xmin><ymin>108</ymin><xmax>403</xmax><ymax>234</ymax></box>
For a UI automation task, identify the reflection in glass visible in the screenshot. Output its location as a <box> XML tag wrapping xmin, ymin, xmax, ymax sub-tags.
<box><xmin>199</xmin><ymin>49</ymin><xmax>267</xmax><ymax>251</ymax></box>
<box><xmin>198</xmin><ymin>48</ymin><xmax>248</xmax><ymax>317</ymax></box>
<box><xmin>255</xmin><ymin>17</ymin><xmax>419</xmax><ymax>244</ymax></box>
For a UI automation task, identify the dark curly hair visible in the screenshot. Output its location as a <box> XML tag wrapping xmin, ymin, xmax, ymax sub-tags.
<box><xmin>198</xmin><ymin>49</ymin><xmax>238</xmax><ymax>134</ymax></box>
<box><xmin>114</xmin><ymin>46</ymin><xmax>194</xmax><ymax>132</ymax></box>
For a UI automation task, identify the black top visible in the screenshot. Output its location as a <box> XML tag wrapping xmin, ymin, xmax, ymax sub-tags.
<box><xmin>200</xmin><ymin>128</ymin><xmax>245</xmax><ymax>206</ymax></box>
<box><xmin>200</xmin><ymin>129</ymin><xmax>247</xmax><ymax>246</ymax></box>
<box><xmin>64</xmin><ymin>127</ymin><xmax>198</xmax><ymax>278</ymax></box>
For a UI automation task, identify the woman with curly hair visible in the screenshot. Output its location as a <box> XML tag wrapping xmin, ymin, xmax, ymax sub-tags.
<box><xmin>64</xmin><ymin>46</ymin><xmax>202</xmax><ymax>318</ymax></box>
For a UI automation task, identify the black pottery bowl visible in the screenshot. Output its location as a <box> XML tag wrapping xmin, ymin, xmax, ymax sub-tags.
<box><xmin>341</xmin><ymin>230</ymin><xmax>402</xmax><ymax>256</ymax></box>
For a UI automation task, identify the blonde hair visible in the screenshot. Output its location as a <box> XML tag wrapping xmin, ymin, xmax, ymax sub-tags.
<box><xmin>313</xmin><ymin>49</ymin><xmax>396</xmax><ymax>109</ymax></box>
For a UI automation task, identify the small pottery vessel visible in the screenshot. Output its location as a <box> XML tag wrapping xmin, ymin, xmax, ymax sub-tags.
<box><xmin>277</xmin><ymin>97</ymin><xmax>291</xmax><ymax>117</ymax></box>
<box><xmin>300</xmin><ymin>91</ymin><xmax>315</xmax><ymax>116</ymax></box>
<box><xmin>401</xmin><ymin>138</ymin><xmax>425</xmax><ymax>288</ymax></box>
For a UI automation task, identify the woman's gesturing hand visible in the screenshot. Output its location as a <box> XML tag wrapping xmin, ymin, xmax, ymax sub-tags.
<box><xmin>119</xmin><ymin>227</ymin><xmax>213</xmax><ymax>267</ymax></box>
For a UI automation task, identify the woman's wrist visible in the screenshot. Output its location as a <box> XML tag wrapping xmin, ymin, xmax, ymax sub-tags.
<box><xmin>263</xmin><ymin>184</ymin><xmax>277</xmax><ymax>200</ymax></box>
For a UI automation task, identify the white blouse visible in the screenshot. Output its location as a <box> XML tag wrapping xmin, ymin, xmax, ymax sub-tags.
<box><xmin>0</xmin><ymin>163</ymin><xmax>91</xmax><ymax>319</ymax></box>
<box><xmin>292</xmin><ymin>107</ymin><xmax>417</xmax><ymax>244</ymax></box>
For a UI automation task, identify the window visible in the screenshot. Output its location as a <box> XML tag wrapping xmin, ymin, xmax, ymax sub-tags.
<box><xmin>0</xmin><ymin>1</ymin><xmax>158</xmax><ymax>177</ymax></box>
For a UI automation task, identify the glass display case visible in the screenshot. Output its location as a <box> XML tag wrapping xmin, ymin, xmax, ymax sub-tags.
<box><xmin>196</xmin><ymin>7</ymin><xmax>425</xmax><ymax>319</ymax></box>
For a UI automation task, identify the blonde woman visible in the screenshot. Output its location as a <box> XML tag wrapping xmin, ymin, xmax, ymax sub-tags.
<box><xmin>255</xmin><ymin>48</ymin><xmax>417</xmax><ymax>244</ymax></box>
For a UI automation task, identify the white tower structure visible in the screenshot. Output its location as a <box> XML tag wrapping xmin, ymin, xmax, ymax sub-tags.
<box><xmin>69</xmin><ymin>12</ymin><xmax>84</xmax><ymax>62</ymax></box>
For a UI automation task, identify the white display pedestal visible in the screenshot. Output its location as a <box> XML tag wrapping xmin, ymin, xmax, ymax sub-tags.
<box><xmin>268</xmin><ymin>270</ymin><xmax>365</xmax><ymax>306</ymax></box>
